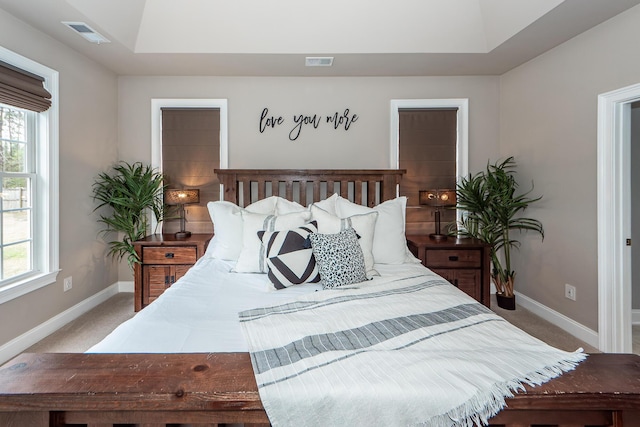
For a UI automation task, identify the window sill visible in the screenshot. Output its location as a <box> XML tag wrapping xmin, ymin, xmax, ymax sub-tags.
<box><xmin>0</xmin><ymin>270</ymin><xmax>61</xmax><ymax>305</ymax></box>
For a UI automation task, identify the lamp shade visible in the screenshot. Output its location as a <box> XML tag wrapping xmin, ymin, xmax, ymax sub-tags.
<box><xmin>419</xmin><ymin>189</ymin><xmax>456</xmax><ymax>207</ymax></box>
<box><xmin>165</xmin><ymin>189</ymin><xmax>200</xmax><ymax>205</ymax></box>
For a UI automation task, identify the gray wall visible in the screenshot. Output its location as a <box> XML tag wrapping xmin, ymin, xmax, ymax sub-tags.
<box><xmin>0</xmin><ymin>9</ymin><xmax>119</xmax><ymax>346</ymax></box>
<box><xmin>117</xmin><ymin>75</ymin><xmax>501</xmax><ymax>280</ymax></box>
<box><xmin>3</xmin><ymin>2</ymin><xmax>640</xmax><ymax>349</ymax></box>
<box><xmin>499</xmin><ymin>4</ymin><xmax>640</xmax><ymax>331</ymax></box>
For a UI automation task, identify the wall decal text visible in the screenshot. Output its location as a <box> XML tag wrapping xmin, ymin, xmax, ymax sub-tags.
<box><xmin>259</xmin><ymin>107</ymin><xmax>359</xmax><ymax>141</ymax></box>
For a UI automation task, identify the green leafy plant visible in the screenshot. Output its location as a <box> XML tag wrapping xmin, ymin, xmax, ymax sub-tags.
<box><xmin>92</xmin><ymin>162</ymin><xmax>167</xmax><ymax>270</ymax></box>
<box><xmin>455</xmin><ymin>157</ymin><xmax>544</xmax><ymax>298</ymax></box>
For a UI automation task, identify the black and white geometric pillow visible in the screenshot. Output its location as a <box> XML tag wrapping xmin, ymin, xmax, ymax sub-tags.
<box><xmin>258</xmin><ymin>222</ymin><xmax>320</xmax><ymax>290</ymax></box>
<box><xmin>308</xmin><ymin>227</ymin><xmax>368</xmax><ymax>289</ymax></box>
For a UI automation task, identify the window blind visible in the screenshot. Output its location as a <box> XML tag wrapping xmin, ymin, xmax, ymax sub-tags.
<box><xmin>399</xmin><ymin>108</ymin><xmax>457</xmax><ymax>233</ymax></box>
<box><xmin>0</xmin><ymin>61</ymin><xmax>51</xmax><ymax>112</ymax></box>
<box><xmin>399</xmin><ymin>108</ymin><xmax>457</xmax><ymax>204</ymax></box>
<box><xmin>161</xmin><ymin>108</ymin><xmax>220</xmax><ymax>234</ymax></box>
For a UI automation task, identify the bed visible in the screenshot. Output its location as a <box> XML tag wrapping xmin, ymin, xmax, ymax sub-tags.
<box><xmin>0</xmin><ymin>169</ymin><xmax>639</xmax><ymax>427</ymax></box>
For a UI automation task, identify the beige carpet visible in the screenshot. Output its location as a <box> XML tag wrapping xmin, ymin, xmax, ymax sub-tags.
<box><xmin>490</xmin><ymin>296</ymin><xmax>600</xmax><ymax>353</ymax></box>
<box><xmin>25</xmin><ymin>292</ymin><xmax>136</xmax><ymax>353</ymax></box>
<box><xmin>24</xmin><ymin>292</ymin><xmax>609</xmax><ymax>354</ymax></box>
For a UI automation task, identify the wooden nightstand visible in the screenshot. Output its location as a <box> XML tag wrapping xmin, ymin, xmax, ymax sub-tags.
<box><xmin>133</xmin><ymin>234</ymin><xmax>212</xmax><ymax>311</ymax></box>
<box><xmin>406</xmin><ymin>235</ymin><xmax>491</xmax><ymax>307</ymax></box>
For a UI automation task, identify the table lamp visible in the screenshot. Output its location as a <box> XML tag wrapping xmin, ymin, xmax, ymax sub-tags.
<box><xmin>165</xmin><ymin>189</ymin><xmax>200</xmax><ymax>238</ymax></box>
<box><xmin>419</xmin><ymin>189</ymin><xmax>456</xmax><ymax>241</ymax></box>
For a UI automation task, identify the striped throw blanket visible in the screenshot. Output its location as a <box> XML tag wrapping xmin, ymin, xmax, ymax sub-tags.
<box><xmin>239</xmin><ymin>273</ymin><xmax>586</xmax><ymax>427</ymax></box>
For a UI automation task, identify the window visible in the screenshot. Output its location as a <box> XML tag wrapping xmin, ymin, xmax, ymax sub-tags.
<box><xmin>390</xmin><ymin>99</ymin><xmax>468</xmax><ymax>234</ymax></box>
<box><xmin>150</xmin><ymin>98</ymin><xmax>229</xmax><ymax>233</ymax></box>
<box><xmin>0</xmin><ymin>104</ymin><xmax>35</xmax><ymax>282</ymax></box>
<box><xmin>399</xmin><ymin>109</ymin><xmax>458</xmax><ymax>197</ymax></box>
<box><xmin>161</xmin><ymin>108</ymin><xmax>221</xmax><ymax>235</ymax></box>
<box><xmin>0</xmin><ymin>47</ymin><xmax>59</xmax><ymax>303</ymax></box>
<box><xmin>399</xmin><ymin>108</ymin><xmax>458</xmax><ymax>233</ymax></box>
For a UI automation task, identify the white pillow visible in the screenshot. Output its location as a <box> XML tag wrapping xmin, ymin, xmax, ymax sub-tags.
<box><xmin>336</xmin><ymin>196</ymin><xmax>412</xmax><ymax>264</ymax></box>
<box><xmin>205</xmin><ymin>198</ymin><xmax>278</xmax><ymax>260</ymax></box>
<box><xmin>275</xmin><ymin>197</ymin><xmax>307</xmax><ymax>214</ymax></box>
<box><xmin>234</xmin><ymin>210</ymin><xmax>312</xmax><ymax>273</ymax></box>
<box><xmin>310</xmin><ymin>204</ymin><xmax>378</xmax><ymax>276</ymax></box>
<box><xmin>312</xmin><ymin>193</ymin><xmax>338</xmax><ymax>215</ymax></box>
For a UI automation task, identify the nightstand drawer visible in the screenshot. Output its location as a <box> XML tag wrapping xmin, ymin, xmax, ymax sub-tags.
<box><xmin>134</xmin><ymin>234</ymin><xmax>212</xmax><ymax>311</ymax></box>
<box><xmin>142</xmin><ymin>246</ymin><xmax>197</xmax><ymax>264</ymax></box>
<box><xmin>425</xmin><ymin>249</ymin><xmax>481</xmax><ymax>268</ymax></box>
<box><xmin>432</xmin><ymin>268</ymin><xmax>481</xmax><ymax>301</ymax></box>
<box><xmin>406</xmin><ymin>235</ymin><xmax>490</xmax><ymax>307</ymax></box>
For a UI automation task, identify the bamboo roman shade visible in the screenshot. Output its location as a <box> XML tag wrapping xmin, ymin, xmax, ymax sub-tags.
<box><xmin>161</xmin><ymin>108</ymin><xmax>220</xmax><ymax>234</ymax></box>
<box><xmin>0</xmin><ymin>61</ymin><xmax>51</xmax><ymax>112</ymax></box>
<box><xmin>399</xmin><ymin>108</ymin><xmax>457</xmax><ymax>233</ymax></box>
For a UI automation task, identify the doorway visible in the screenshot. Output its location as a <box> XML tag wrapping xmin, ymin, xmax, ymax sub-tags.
<box><xmin>597</xmin><ymin>82</ymin><xmax>640</xmax><ymax>353</ymax></box>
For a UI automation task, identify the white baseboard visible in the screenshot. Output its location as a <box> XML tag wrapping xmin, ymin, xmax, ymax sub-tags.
<box><xmin>0</xmin><ymin>282</ymin><xmax>123</xmax><ymax>365</ymax></box>
<box><xmin>118</xmin><ymin>280</ymin><xmax>134</xmax><ymax>293</ymax></box>
<box><xmin>633</xmin><ymin>309</ymin><xmax>640</xmax><ymax>325</ymax></box>
<box><xmin>515</xmin><ymin>292</ymin><xmax>600</xmax><ymax>350</ymax></box>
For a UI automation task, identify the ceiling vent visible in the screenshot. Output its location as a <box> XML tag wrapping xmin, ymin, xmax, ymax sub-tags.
<box><xmin>305</xmin><ymin>57</ymin><xmax>334</xmax><ymax>67</ymax></box>
<box><xmin>62</xmin><ymin>21</ymin><xmax>110</xmax><ymax>44</ymax></box>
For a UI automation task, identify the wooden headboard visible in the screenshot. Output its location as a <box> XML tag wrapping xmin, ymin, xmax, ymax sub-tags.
<box><xmin>215</xmin><ymin>169</ymin><xmax>406</xmax><ymax>208</ymax></box>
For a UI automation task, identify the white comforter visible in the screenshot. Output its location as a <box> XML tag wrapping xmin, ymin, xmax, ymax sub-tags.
<box><xmin>90</xmin><ymin>257</ymin><xmax>585</xmax><ymax>427</ymax></box>
<box><xmin>89</xmin><ymin>257</ymin><xmax>428</xmax><ymax>353</ymax></box>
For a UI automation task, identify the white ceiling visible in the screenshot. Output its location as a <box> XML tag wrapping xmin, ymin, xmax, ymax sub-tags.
<box><xmin>1</xmin><ymin>0</ymin><xmax>639</xmax><ymax>76</ymax></box>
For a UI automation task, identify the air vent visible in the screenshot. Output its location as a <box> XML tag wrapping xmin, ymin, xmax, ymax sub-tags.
<box><xmin>62</xmin><ymin>21</ymin><xmax>110</xmax><ymax>44</ymax></box>
<box><xmin>305</xmin><ymin>57</ymin><xmax>334</xmax><ymax>67</ymax></box>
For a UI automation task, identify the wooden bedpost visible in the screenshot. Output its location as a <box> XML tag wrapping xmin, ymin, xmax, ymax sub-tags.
<box><xmin>217</xmin><ymin>170</ymin><xmax>239</xmax><ymax>204</ymax></box>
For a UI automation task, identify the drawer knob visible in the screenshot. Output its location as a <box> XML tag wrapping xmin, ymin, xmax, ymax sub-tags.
<box><xmin>165</xmin><ymin>252</ymin><xmax>175</xmax><ymax>259</ymax></box>
<box><xmin>448</xmin><ymin>255</ymin><xmax>459</xmax><ymax>261</ymax></box>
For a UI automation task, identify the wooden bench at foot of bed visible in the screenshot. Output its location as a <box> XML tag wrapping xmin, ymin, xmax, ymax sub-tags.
<box><xmin>0</xmin><ymin>353</ymin><xmax>269</xmax><ymax>427</ymax></box>
<box><xmin>0</xmin><ymin>353</ymin><xmax>639</xmax><ymax>427</ymax></box>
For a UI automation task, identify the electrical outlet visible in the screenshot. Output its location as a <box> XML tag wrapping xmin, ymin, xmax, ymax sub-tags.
<box><xmin>63</xmin><ymin>276</ymin><xmax>73</xmax><ymax>292</ymax></box>
<box><xmin>565</xmin><ymin>283</ymin><xmax>576</xmax><ymax>301</ymax></box>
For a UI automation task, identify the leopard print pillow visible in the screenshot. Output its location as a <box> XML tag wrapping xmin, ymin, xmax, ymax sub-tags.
<box><xmin>308</xmin><ymin>227</ymin><xmax>368</xmax><ymax>289</ymax></box>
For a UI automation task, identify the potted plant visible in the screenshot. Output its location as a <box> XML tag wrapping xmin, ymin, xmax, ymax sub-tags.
<box><xmin>455</xmin><ymin>157</ymin><xmax>544</xmax><ymax>310</ymax></box>
<box><xmin>92</xmin><ymin>161</ymin><xmax>167</xmax><ymax>270</ymax></box>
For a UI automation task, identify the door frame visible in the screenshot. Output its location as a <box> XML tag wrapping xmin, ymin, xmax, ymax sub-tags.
<box><xmin>597</xmin><ymin>83</ymin><xmax>640</xmax><ymax>353</ymax></box>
